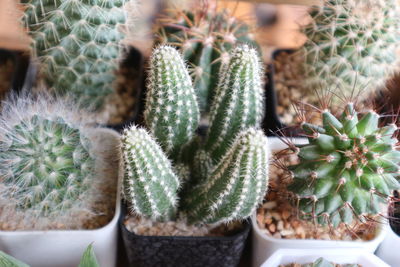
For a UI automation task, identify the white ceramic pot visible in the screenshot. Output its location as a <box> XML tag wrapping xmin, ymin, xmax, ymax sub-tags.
<box><xmin>252</xmin><ymin>137</ymin><xmax>387</xmax><ymax>267</ymax></box>
<box><xmin>0</xmin><ymin>128</ymin><xmax>122</xmax><ymax>267</ymax></box>
<box><xmin>261</xmin><ymin>248</ymin><xmax>389</xmax><ymax>267</ymax></box>
<box><xmin>376</xmin><ymin>222</ymin><xmax>400</xmax><ymax>266</ymax></box>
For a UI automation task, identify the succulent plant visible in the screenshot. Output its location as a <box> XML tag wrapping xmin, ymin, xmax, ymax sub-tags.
<box><xmin>297</xmin><ymin>0</ymin><xmax>400</xmax><ymax>101</ymax></box>
<box><xmin>122</xmin><ymin>44</ymin><xmax>268</xmax><ymax>225</ymax></box>
<box><xmin>0</xmin><ymin>94</ymin><xmax>105</xmax><ymax>229</ymax></box>
<box><xmin>156</xmin><ymin>7</ymin><xmax>258</xmax><ymax>113</ymax></box>
<box><xmin>287</xmin><ymin>102</ymin><xmax>400</xmax><ymax>227</ymax></box>
<box><xmin>0</xmin><ymin>251</ymin><xmax>29</xmax><ymax>267</ymax></box>
<box><xmin>22</xmin><ymin>0</ymin><xmax>128</xmax><ymax>110</ymax></box>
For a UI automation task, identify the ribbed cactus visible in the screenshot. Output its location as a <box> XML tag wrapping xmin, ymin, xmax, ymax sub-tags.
<box><xmin>205</xmin><ymin>45</ymin><xmax>264</xmax><ymax>160</ymax></box>
<box><xmin>299</xmin><ymin>0</ymin><xmax>400</xmax><ymax>100</ymax></box>
<box><xmin>122</xmin><ymin>44</ymin><xmax>269</xmax><ymax>225</ymax></box>
<box><xmin>122</xmin><ymin>125</ymin><xmax>180</xmax><ymax>221</ymax></box>
<box><xmin>0</xmin><ymin>251</ymin><xmax>29</xmax><ymax>267</ymax></box>
<box><xmin>144</xmin><ymin>46</ymin><xmax>200</xmax><ymax>158</ymax></box>
<box><xmin>22</xmin><ymin>0</ymin><xmax>128</xmax><ymax>110</ymax></box>
<box><xmin>156</xmin><ymin>8</ymin><xmax>258</xmax><ymax>113</ymax></box>
<box><xmin>0</xmin><ymin>95</ymin><xmax>103</xmax><ymax>228</ymax></box>
<box><xmin>288</xmin><ymin>103</ymin><xmax>400</xmax><ymax>227</ymax></box>
<box><xmin>184</xmin><ymin>129</ymin><xmax>270</xmax><ymax>224</ymax></box>
<box><xmin>78</xmin><ymin>244</ymin><xmax>99</xmax><ymax>267</ymax></box>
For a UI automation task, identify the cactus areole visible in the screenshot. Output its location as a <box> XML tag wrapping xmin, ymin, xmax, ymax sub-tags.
<box><xmin>288</xmin><ymin>103</ymin><xmax>400</xmax><ymax>227</ymax></box>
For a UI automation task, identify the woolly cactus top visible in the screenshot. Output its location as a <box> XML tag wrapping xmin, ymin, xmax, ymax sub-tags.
<box><xmin>288</xmin><ymin>102</ymin><xmax>400</xmax><ymax>227</ymax></box>
<box><xmin>22</xmin><ymin>0</ymin><xmax>128</xmax><ymax>110</ymax></box>
<box><xmin>301</xmin><ymin>0</ymin><xmax>400</xmax><ymax>97</ymax></box>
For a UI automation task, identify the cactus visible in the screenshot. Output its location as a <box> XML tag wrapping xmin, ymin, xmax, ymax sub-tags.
<box><xmin>0</xmin><ymin>251</ymin><xmax>29</xmax><ymax>267</ymax></box>
<box><xmin>0</xmin><ymin>94</ymin><xmax>103</xmax><ymax>228</ymax></box>
<box><xmin>298</xmin><ymin>0</ymin><xmax>400</xmax><ymax>101</ymax></box>
<box><xmin>205</xmin><ymin>45</ymin><xmax>264</xmax><ymax>160</ymax></box>
<box><xmin>156</xmin><ymin>7</ymin><xmax>258</xmax><ymax>113</ymax></box>
<box><xmin>287</xmin><ymin>102</ymin><xmax>400</xmax><ymax>227</ymax></box>
<box><xmin>122</xmin><ymin>125</ymin><xmax>180</xmax><ymax>221</ymax></box>
<box><xmin>122</xmin><ymin>44</ymin><xmax>269</xmax><ymax>225</ymax></box>
<box><xmin>184</xmin><ymin>129</ymin><xmax>270</xmax><ymax>224</ymax></box>
<box><xmin>22</xmin><ymin>0</ymin><xmax>128</xmax><ymax>110</ymax></box>
<box><xmin>144</xmin><ymin>46</ymin><xmax>200</xmax><ymax>158</ymax></box>
<box><xmin>78</xmin><ymin>244</ymin><xmax>99</xmax><ymax>267</ymax></box>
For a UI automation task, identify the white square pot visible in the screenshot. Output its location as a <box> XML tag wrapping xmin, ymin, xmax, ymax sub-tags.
<box><xmin>261</xmin><ymin>248</ymin><xmax>389</xmax><ymax>267</ymax></box>
<box><xmin>252</xmin><ymin>137</ymin><xmax>388</xmax><ymax>267</ymax></box>
<box><xmin>376</xmin><ymin>222</ymin><xmax>400</xmax><ymax>266</ymax></box>
<box><xmin>0</xmin><ymin>128</ymin><xmax>122</xmax><ymax>267</ymax></box>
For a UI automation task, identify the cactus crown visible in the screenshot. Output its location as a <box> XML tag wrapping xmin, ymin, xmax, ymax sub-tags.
<box><xmin>299</xmin><ymin>0</ymin><xmax>400</xmax><ymax>99</ymax></box>
<box><xmin>0</xmin><ymin>94</ymin><xmax>107</xmax><ymax>229</ymax></box>
<box><xmin>286</xmin><ymin>101</ymin><xmax>400</xmax><ymax>228</ymax></box>
<box><xmin>22</xmin><ymin>0</ymin><xmax>128</xmax><ymax>111</ymax></box>
<box><xmin>122</xmin><ymin>44</ymin><xmax>269</xmax><ymax>225</ymax></box>
<box><xmin>155</xmin><ymin>6</ymin><xmax>258</xmax><ymax>114</ymax></box>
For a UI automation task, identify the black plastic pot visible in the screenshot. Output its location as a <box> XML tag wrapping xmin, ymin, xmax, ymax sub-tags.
<box><xmin>0</xmin><ymin>49</ymin><xmax>31</xmax><ymax>93</ymax></box>
<box><xmin>390</xmin><ymin>191</ymin><xmax>400</xmax><ymax>235</ymax></box>
<box><xmin>119</xmin><ymin>204</ymin><xmax>250</xmax><ymax>267</ymax></box>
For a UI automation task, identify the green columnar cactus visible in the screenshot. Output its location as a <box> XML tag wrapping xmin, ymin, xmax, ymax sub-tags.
<box><xmin>156</xmin><ymin>8</ymin><xmax>258</xmax><ymax>113</ymax></box>
<box><xmin>144</xmin><ymin>46</ymin><xmax>200</xmax><ymax>158</ymax></box>
<box><xmin>78</xmin><ymin>244</ymin><xmax>100</xmax><ymax>267</ymax></box>
<box><xmin>22</xmin><ymin>0</ymin><xmax>128</xmax><ymax>110</ymax></box>
<box><xmin>184</xmin><ymin>129</ymin><xmax>270</xmax><ymax>224</ymax></box>
<box><xmin>288</xmin><ymin>102</ymin><xmax>400</xmax><ymax>227</ymax></box>
<box><xmin>122</xmin><ymin>125</ymin><xmax>180</xmax><ymax>221</ymax></box>
<box><xmin>300</xmin><ymin>0</ymin><xmax>400</xmax><ymax>100</ymax></box>
<box><xmin>205</xmin><ymin>45</ymin><xmax>264</xmax><ymax>160</ymax></box>
<box><xmin>0</xmin><ymin>251</ymin><xmax>29</xmax><ymax>267</ymax></box>
<box><xmin>122</xmin><ymin>44</ymin><xmax>269</xmax><ymax>225</ymax></box>
<box><xmin>0</xmin><ymin>94</ymin><xmax>103</xmax><ymax>228</ymax></box>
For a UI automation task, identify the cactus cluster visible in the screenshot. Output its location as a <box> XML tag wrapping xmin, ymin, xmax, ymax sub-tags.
<box><xmin>156</xmin><ymin>7</ymin><xmax>258</xmax><ymax>113</ymax></box>
<box><xmin>0</xmin><ymin>94</ymin><xmax>104</xmax><ymax>228</ymax></box>
<box><xmin>298</xmin><ymin>0</ymin><xmax>400</xmax><ymax>101</ymax></box>
<box><xmin>122</xmin><ymin>44</ymin><xmax>269</xmax><ymax>225</ymax></box>
<box><xmin>287</xmin><ymin>102</ymin><xmax>400</xmax><ymax>227</ymax></box>
<box><xmin>22</xmin><ymin>0</ymin><xmax>128</xmax><ymax>110</ymax></box>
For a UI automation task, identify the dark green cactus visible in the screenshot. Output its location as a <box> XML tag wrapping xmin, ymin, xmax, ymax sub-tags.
<box><xmin>122</xmin><ymin>44</ymin><xmax>268</xmax><ymax>225</ymax></box>
<box><xmin>22</xmin><ymin>0</ymin><xmax>128</xmax><ymax>110</ymax></box>
<box><xmin>156</xmin><ymin>8</ymin><xmax>258</xmax><ymax>113</ymax></box>
<box><xmin>288</xmin><ymin>102</ymin><xmax>400</xmax><ymax>227</ymax></box>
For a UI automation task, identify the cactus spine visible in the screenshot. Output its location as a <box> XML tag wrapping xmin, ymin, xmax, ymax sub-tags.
<box><xmin>299</xmin><ymin>0</ymin><xmax>400</xmax><ymax>99</ymax></box>
<box><xmin>122</xmin><ymin>126</ymin><xmax>180</xmax><ymax>221</ymax></box>
<box><xmin>156</xmin><ymin>8</ymin><xmax>258</xmax><ymax>113</ymax></box>
<box><xmin>22</xmin><ymin>0</ymin><xmax>128</xmax><ymax>110</ymax></box>
<box><xmin>0</xmin><ymin>94</ymin><xmax>106</xmax><ymax>229</ymax></box>
<box><xmin>205</xmin><ymin>45</ymin><xmax>264</xmax><ymax>160</ymax></box>
<box><xmin>288</xmin><ymin>102</ymin><xmax>400</xmax><ymax>227</ymax></box>
<box><xmin>144</xmin><ymin>46</ymin><xmax>200</xmax><ymax>158</ymax></box>
<box><xmin>122</xmin><ymin>44</ymin><xmax>268</xmax><ymax>225</ymax></box>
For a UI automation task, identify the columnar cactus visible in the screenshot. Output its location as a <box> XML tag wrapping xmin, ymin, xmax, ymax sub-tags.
<box><xmin>299</xmin><ymin>0</ymin><xmax>400</xmax><ymax>100</ymax></box>
<box><xmin>0</xmin><ymin>94</ymin><xmax>103</xmax><ymax>228</ymax></box>
<box><xmin>122</xmin><ymin>125</ymin><xmax>180</xmax><ymax>221</ymax></box>
<box><xmin>205</xmin><ymin>45</ymin><xmax>264</xmax><ymax>160</ymax></box>
<box><xmin>156</xmin><ymin>8</ymin><xmax>258</xmax><ymax>113</ymax></box>
<box><xmin>184</xmin><ymin>129</ymin><xmax>270</xmax><ymax>224</ymax></box>
<box><xmin>122</xmin><ymin>44</ymin><xmax>269</xmax><ymax>226</ymax></box>
<box><xmin>22</xmin><ymin>0</ymin><xmax>128</xmax><ymax>110</ymax></box>
<box><xmin>288</xmin><ymin>102</ymin><xmax>400</xmax><ymax>227</ymax></box>
<box><xmin>144</xmin><ymin>46</ymin><xmax>200</xmax><ymax>158</ymax></box>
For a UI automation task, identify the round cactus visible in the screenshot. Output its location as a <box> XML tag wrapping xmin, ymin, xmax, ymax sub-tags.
<box><xmin>0</xmin><ymin>94</ymin><xmax>99</xmax><ymax>225</ymax></box>
<box><xmin>156</xmin><ymin>7</ymin><xmax>258</xmax><ymax>113</ymax></box>
<box><xmin>299</xmin><ymin>0</ymin><xmax>400</xmax><ymax>101</ymax></box>
<box><xmin>288</xmin><ymin>102</ymin><xmax>400</xmax><ymax>227</ymax></box>
<box><xmin>22</xmin><ymin>0</ymin><xmax>128</xmax><ymax>110</ymax></box>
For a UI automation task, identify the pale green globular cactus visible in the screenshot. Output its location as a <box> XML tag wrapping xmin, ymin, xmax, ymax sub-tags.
<box><xmin>205</xmin><ymin>45</ymin><xmax>264</xmax><ymax>160</ymax></box>
<box><xmin>0</xmin><ymin>94</ymin><xmax>102</xmax><ymax>228</ymax></box>
<box><xmin>184</xmin><ymin>129</ymin><xmax>270</xmax><ymax>224</ymax></box>
<box><xmin>144</xmin><ymin>46</ymin><xmax>200</xmax><ymax>159</ymax></box>
<box><xmin>0</xmin><ymin>251</ymin><xmax>29</xmax><ymax>267</ymax></box>
<box><xmin>299</xmin><ymin>0</ymin><xmax>400</xmax><ymax>100</ymax></box>
<box><xmin>22</xmin><ymin>0</ymin><xmax>128</xmax><ymax>110</ymax></box>
<box><xmin>156</xmin><ymin>8</ymin><xmax>258</xmax><ymax>113</ymax></box>
<box><xmin>288</xmin><ymin>102</ymin><xmax>400</xmax><ymax>227</ymax></box>
<box><xmin>122</xmin><ymin>44</ymin><xmax>269</xmax><ymax>225</ymax></box>
<box><xmin>122</xmin><ymin>125</ymin><xmax>180</xmax><ymax>221</ymax></box>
